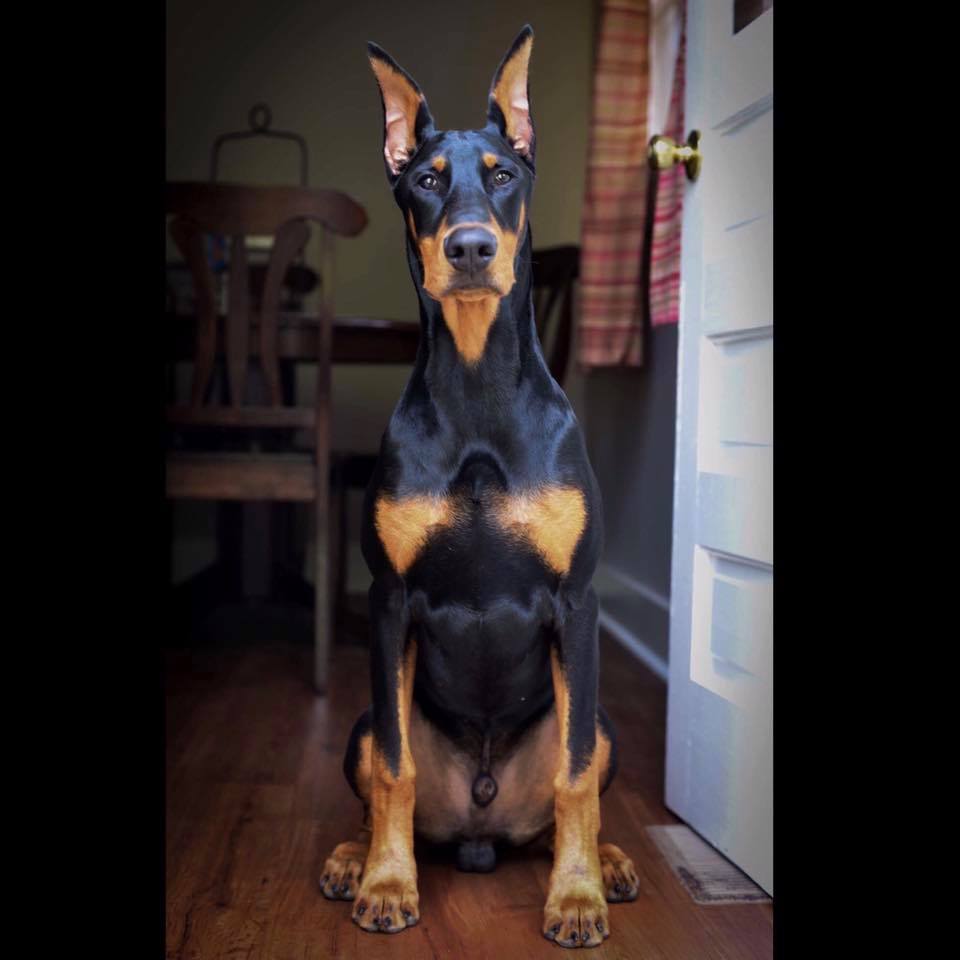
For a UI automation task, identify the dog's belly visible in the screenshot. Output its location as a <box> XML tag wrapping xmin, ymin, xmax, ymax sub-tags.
<box><xmin>410</xmin><ymin>699</ymin><xmax>559</xmax><ymax>845</ymax></box>
<box><xmin>411</xmin><ymin>594</ymin><xmax>554</xmax><ymax>726</ymax></box>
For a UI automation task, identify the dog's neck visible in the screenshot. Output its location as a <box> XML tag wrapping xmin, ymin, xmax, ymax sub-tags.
<box><xmin>405</xmin><ymin>229</ymin><xmax>551</xmax><ymax>413</ymax></box>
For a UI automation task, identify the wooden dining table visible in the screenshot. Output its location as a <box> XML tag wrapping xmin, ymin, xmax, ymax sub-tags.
<box><xmin>166</xmin><ymin>311</ymin><xmax>421</xmax><ymax>366</ymax></box>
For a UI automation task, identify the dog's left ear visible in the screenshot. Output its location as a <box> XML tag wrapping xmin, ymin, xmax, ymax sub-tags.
<box><xmin>487</xmin><ymin>25</ymin><xmax>535</xmax><ymax>167</ymax></box>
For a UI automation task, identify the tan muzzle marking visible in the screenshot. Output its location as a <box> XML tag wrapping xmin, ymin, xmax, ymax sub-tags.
<box><xmin>414</xmin><ymin>202</ymin><xmax>525</xmax><ymax>365</ymax></box>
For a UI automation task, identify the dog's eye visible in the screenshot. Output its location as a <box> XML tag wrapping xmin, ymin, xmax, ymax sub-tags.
<box><xmin>418</xmin><ymin>173</ymin><xmax>439</xmax><ymax>191</ymax></box>
<box><xmin>493</xmin><ymin>170</ymin><xmax>513</xmax><ymax>186</ymax></box>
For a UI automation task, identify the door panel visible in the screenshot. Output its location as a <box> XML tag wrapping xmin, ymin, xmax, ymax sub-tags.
<box><xmin>665</xmin><ymin>0</ymin><xmax>773</xmax><ymax>895</ymax></box>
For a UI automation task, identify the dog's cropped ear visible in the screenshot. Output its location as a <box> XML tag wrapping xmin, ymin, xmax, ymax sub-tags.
<box><xmin>368</xmin><ymin>42</ymin><xmax>436</xmax><ymax>181</ymax></box>
<box><xmin>486</xmin><ymin>25</ymin><xmax>535</xmax><ymax>166</ymax></box>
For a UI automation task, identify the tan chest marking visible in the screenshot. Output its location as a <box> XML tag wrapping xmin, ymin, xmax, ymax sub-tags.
<box><xmin>375</xmin><ymin>494</ymin><xmax>458</xmax><ymax>575</ymax></box>
<box><xmin>495</xmin><ymin>485</ymin><xmax>586</xmax><ymax>576</ymax></box>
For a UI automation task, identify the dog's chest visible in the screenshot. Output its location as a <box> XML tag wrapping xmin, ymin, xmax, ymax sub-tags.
<box><xmin>374</xmin><ymin>478</ymin><xmax>586</xmax><ymax>581</ymax></box>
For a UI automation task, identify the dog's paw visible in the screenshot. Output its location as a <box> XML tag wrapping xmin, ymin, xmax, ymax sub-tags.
<box><xmin>351</xmin><ymin>867</ymin><xmax>419</xmax><ymax>933</ymax></box>
<box><xmin>320</xmin><ymin>840</ymin><xmax>368</xmax><ymax>901</ymax></box>
<box><xmin>542</xmin><ymin>886</ymin><xmax>609</xmax><ymax>948</ymax></box>
<box><xmin>599</xmin><ymin>842</ymin><xmax>639</xmax><ymax>902</ymax></box>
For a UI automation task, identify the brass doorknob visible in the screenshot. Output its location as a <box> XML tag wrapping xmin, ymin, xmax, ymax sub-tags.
<box><xmin>648</xmin><ymin>130</ymin><xmax>702</xmax><ymax>181</ymax></box>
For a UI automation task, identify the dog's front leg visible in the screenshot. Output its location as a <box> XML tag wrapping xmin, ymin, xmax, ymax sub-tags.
<box><xmin>351</xmin><ymin>578</ymin><xmax>420</xmax><ymax>933</ymax></box>
<box><xmin>544</xmin><ymin>586</ymin><xmax>609</xmax><ymax>948</ymax></box>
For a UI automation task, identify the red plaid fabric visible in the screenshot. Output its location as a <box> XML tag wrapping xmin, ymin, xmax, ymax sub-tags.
<box><xmin>577</xmin><ymin>0</ymin><xmax>651</xmax><ymax>368</ymax></box>
<box><xmin>649</xmin><ymin>10</ymin><xmax>685</xmax><ymax>328</ymax></box>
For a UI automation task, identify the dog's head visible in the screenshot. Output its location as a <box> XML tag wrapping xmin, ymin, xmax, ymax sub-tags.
<box><xmin>368</xmin><ymin>26</ymin><xmax>535</xmax><ymax>304</ymax></box>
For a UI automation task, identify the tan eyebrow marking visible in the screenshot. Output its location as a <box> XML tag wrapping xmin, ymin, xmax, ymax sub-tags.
<box><xmin>483</xmin><ymin>152</ymin><xmax>499</xmax><ymax>169</ymax></box>
<box><xmin>431</xmin><ymin>155</ymin><xmax>447</xmax><ymax>172</ymax></box>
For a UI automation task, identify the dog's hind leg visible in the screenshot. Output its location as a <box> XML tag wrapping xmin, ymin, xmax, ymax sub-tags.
<box><xmin>321</xmin><ymin>709</ymin><xmax>374</xmax><ymax>901</ymax></box>
<box><xmin>598</xmin><ymin>843</ymin><xmax>639</xmax><ymax>903</ymax></box>
<box><xmin>321</xmin><ymin>838</ymin><xmax>369</xmax><ymax>901</ymax></box>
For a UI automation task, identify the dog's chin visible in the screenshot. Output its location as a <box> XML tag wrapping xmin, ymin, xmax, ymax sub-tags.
<box><xmin>447</xmin><ymin>285</ymin><xmax>500</xmax><ymax>301</ymax></box>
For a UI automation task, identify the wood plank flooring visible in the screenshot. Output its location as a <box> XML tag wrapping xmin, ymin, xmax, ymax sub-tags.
<box><xmin>165</xmin><ymin>618</ymin><xmax>773</xmax><ymax>958</ymax></box>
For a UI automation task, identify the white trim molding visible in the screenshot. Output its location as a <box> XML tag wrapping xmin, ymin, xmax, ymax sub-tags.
<box><xmin>595</xmin><ymin>561</ymin><xmax>670</xmax><ymax>682</ymax></box>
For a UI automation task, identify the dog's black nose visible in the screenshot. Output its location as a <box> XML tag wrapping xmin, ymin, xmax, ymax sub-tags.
<box><xmin>443</xmin><ymin>226</ymin><xmax>497</xmax><ymax>273</ymax></box>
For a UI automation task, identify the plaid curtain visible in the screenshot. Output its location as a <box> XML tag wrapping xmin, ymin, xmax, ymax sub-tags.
<box><xmin>649</xmin><ymin>9</ymin><xmax>686</xmax><ymax>328</ymax></box>
<box><xmin>577</xmin><ymin>0</ymin><xmax>651</xmax><ymax>368</ymax></box>
<box><xmin>577</xmin><ymin>0</ymin><xmax>685</xmax><ymax>368</ymax></box>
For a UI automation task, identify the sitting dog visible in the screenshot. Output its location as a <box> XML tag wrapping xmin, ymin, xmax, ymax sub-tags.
<box><xmin>321</xmin><ymin>25</ymin><xmax>638</xmax><ymax>948</ymax></box>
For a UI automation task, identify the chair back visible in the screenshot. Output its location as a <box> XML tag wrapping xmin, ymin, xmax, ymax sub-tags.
<box><xmin>165</xmin><ymin>181</ymin><xmax>366</xmax><ymax>413</ymax></box>
<box><xmin>531</xmin><ymin>245</ymin><xmax>579</xmax><ymax>386</ymax></box>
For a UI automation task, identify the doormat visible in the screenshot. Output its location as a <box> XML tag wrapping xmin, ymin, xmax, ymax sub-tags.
<box><xmin>646</xmin><ymin>825</ymin><xmax>772</xmax><ymax>905</ymax></box>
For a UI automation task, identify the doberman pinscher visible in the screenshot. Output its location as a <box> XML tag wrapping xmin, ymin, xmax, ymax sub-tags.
<box><xmin>320</xmin><ymin>25</ymin><xmax>639</xmax><ymax>948</ymax></box>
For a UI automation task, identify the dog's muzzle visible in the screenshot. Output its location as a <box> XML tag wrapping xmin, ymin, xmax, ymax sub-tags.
<box><xmin>443</xmin><ymin>225</ymin><xmax>498</xmax><ymax>280</ymax></box>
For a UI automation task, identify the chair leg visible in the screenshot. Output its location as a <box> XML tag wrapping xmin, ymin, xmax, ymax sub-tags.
<box><xmin>241</xmin><ymin>501</ymin><xmax>272</xmax><ymax>601</ymax></box>
<box><xmin>313</xmin><ymin>490</ymin><xmax>330</xmax><ymax>695</ymax></box>
<box><xmin>337</xmin><ymin>483</ymin><xmax>349</xmax><ymax>622</ymax></box>
<box><xmin>328</xmin><ymin>461</ymin><xmax>348</xmax><ymax>626</ymax></box>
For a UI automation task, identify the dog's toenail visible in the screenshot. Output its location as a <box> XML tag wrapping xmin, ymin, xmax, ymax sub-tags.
<box><xmin>596</xmin><ymin>920</ymin><xmax>604</xmax><ymax>932</ymax></box>
<box><xmin>570</xmin><ymin>931</ymin><xmax>578</xmax><ymax>942</ymax></box>
<box><xmin>381</xmin><ymin>916</ymin><xmax>392</xmax><ymax>927</ymax></box>
<box><xmin>615</xmin><ymin>883</ymin><xmax>623</xmax><ymax>894</ymax></box>
<box><xmin>357</xmin><ymin>904</ymin><xmax>366</xmax><ymax>916</ymax></box>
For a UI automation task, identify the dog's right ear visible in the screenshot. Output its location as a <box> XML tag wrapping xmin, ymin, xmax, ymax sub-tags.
<box><xmin>367</xmin><ymin>42</ymin><xmax>436</xmax><ymax>181</ymax></box>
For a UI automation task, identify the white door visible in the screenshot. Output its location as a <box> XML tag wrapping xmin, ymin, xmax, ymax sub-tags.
<box><xmin>664</xmin><ymin>0</ymin><xmax>773</xmax><ymax>894</ymax></box>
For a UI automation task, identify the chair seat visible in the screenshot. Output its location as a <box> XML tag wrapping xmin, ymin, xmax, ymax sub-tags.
<box><xmin>167</xmin><ymin>405</ymin><xmax>315</xmax><ymax>429</ymax></box>
<box><xmin>167</xmin><ymin>451</ymin><xmax>316</xmax><ymax>502</ymax></box>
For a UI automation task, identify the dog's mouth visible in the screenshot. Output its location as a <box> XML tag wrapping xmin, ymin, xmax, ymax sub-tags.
<box><xmin>441</xmin><ymin>279</ymin><xmax>501</xmax><ymax>300</ymax></box>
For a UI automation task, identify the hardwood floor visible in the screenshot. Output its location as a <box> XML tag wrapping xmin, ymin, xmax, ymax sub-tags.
<box><xmin>165</xmin><ymin>610</ymin><xmax>773</xmax><ymax>958</ymax></box>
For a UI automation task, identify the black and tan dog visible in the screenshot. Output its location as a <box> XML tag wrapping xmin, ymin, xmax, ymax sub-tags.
<box><xmin>321</xmin><ymin>25</ymin><xmax>638</xmax><ymax>948</ymax></box>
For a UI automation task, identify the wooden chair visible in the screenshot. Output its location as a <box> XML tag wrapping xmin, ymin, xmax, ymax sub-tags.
<box><xmin>330</xmin><ymin>244</ymin><xmax>581</xmax><ymax>620</ymax></box>
<box><xmin>165</xmin><ymin>181</ymin><xmax>367</xmax><ymax>693</ymax></box>
<box><xmin>530</xmin><ymin>244</ymin><xmax>580</xmax><ymax>386</ymax></box>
